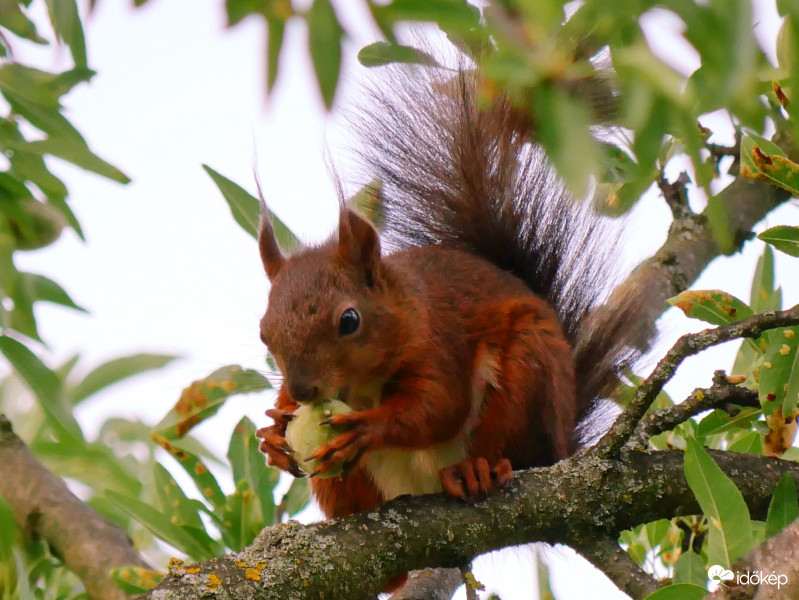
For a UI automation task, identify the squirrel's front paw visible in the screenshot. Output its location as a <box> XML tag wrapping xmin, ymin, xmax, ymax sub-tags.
<box><xmin>306</xmin><ymin>412</ymin><xmax>379</xmax><ymax>477</ymax></box>
<box><xmin>256</xmin><ymin>412</ymin><xmax>305</xmax><ymax>478</ymax></box>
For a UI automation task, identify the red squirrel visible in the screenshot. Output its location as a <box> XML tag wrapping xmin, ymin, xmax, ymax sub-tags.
<box><xmin>255</xmin><ymin>68</ymin><xmax>652</xmax><ymax>518</ymax></box>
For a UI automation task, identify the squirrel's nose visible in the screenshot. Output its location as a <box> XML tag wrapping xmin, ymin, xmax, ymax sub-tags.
<box><xmin>288</xmin><ymin>379</ymin><xmax>319</xmax><ymax>403</ymax></box>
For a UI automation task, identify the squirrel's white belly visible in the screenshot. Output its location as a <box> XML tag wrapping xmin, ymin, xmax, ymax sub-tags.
<box><xmin>365</xmin><ymin>441</ymin><xmax>466</xmax><ymax>500</ymax></box>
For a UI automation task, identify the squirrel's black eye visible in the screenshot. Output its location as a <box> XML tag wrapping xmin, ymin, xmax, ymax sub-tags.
<box><xmin>338</xmin><ymin>308</ymin><xmax>360</xmax><ymax>336</ymax></box>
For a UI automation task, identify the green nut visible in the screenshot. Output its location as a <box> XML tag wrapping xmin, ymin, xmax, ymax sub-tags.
<box><xmin>284</xmin><ymin>399</ymin><xmax>352</xmax><ymax>478</ymax></box>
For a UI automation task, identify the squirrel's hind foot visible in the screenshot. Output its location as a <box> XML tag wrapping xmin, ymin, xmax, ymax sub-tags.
<box><xmin>439</xmin><ymin>457</ymin><xmax>513</xmax><ymax>500</ymax></box>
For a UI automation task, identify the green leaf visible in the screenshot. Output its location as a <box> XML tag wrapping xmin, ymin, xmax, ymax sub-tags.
<box><xmin>69</xmin><ymin>353</ymin><xmax>179</xmax><ymax>405</ymax></box>
<box><xmin>152</xmin><ymin>440</ymin><xmax>226</xmax><ymax>509</ymax></box>
<box><xmin>0</xmin><ymin>335</ymin><xmax>82</xmax><ymax>441</ymax></box>
<box><xmin>350</xmin><ymin>179</ymin><xmax>384</xmax><ymax>228</ymax></box>
<box><xmin>696</xmin><ymin>408</ymin><xmax>760</xmax><ymax>438</ymax></box>
<box><xmin>758</xmin><ymin>325</ymin><xmax>799</xmax><ymax>416</ymax></box>
<box><xmin>219</xmin><ymin>479</ymin><xmax>264</xmax><ymax>551</ymax></box>
<box><xmin>153</xmin><ymin>463</ymin><xmax>206</xmax><ymax>530</ymax></box>
<box><xmin>266</xmin><ymin>16</ymin><xmax>286</xmax><ymax>92</ymax></box>
<box><xmin>227</xmin><ymin>417</ymin><xmax>278</xmax><ymax>525</ymax></box>
<box><xmin>765</xmin><ymin>471</ymin><xmax>799</xmax><ymax>538</ymax></box>
<box><xmin>642</xmin><ymin>583</ymin><xmax>707</xmax><ymax>600</ymax></box>
<box><xmin>154</xmin><ymin>365</ymin><xmax>270</xmax><ymax>440</ymax></box>
<box><xmin>672</xmin><ymin>551</ymin><xmax>707</xmax><ymax>587</ymax></box>
<box><xmin>727</xmin><ymin>430</ymin><xmax>764</xmax><ymax>454</ymax></box>
<box><xmin>106</xmin><ymin>491</ymin><xmax>217</xmax><ymax>561</ymax></box>
<box><xmin>371</xmin><ymin>0</ymin><xmax>481</xmax><ymax>33</ymax></box>
<box><xmin>684</xmin><ymin>437</ymin><xmax>753</xmax><ymax>566</ymax></box>
<box><xmin>279</xmin><ymin>477</ymin><xmax>309</xmax><ymax>519</ymax></box>
<box><xmin>534</xmin><ymin>83</ymin><xmax>599</xmax><ymax>197</ymax></box>
<box><xmin>306</xmin><ymin>0</ymin><xmax>343</xmax><ymax>109</ymax></box>
<box><xmin>32</xmin><ymin>440</ymin><xmax>142</xmax><ymax>497</ymax></box>
<box><xmin>668</xmin><ymin>289</ymin><xmax>754</xmax><ymax>326</ymax></box>
<box><xmin>45</xmin><ymin>0</ymin><xmax>87</xmax><ymax>68</ymax></box>
<box><xmin>358</xmin><ymin>42</ymin><xmax>441</xmax><ymax>68</ymax></box>
<box><xmin>0</xmin><ymin>3</ymin><xmax>46</xmax><ymax>44</ymax></box>
<box><xmin>19</xmin><ymin>272</ymin><xmax>86</xmax><ymax>312</ymax></box>
<box><xmin>669</xmin><ymin>289</ymin><xmax>758</xmax><ymax>353</ymax></box>
<box><xmin>5</xmin><ymin>136</ymin><xmax>130</xmax><ymax>183</ymax></box>
<box><xmin>0</xmin><ymin>494</ymin><xmax>17</xmax><ymax>563</ymax></box>
<box><xmin>758</xmin><ymin>226</ymin><xmax>799</xmax><ymax>258</ymax></box>
<box><xmin>750</xmin><ymin>245</ymin><xmax>782</xmax><ymax>313</ymax></box>
<box><xmin>110</xmin><ymin>566</ymin><xmax>164</xmax><ymax>594</ymax></box>
<box><xmin>202</xmin><ymin>164</ymin><xmax>298</xmax><ymax>248</ymax></box>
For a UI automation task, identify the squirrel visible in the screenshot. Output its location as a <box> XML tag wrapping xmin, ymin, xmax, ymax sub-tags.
<box><xmin>255</xmin><ymin>64</ymin><xmax>653</xmax><ymax>523</ymax></box>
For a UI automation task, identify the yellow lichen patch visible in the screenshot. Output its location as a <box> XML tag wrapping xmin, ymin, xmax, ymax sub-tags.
<box><xmin>245</xmin><ymin>568</ymin><xmax>261</xmax><ymax>581</ymax></box>
<box><xmin>463</xmin><ymin>571</ymin><xmax>485</xmax><ymax>591</ymax></box>
<box><xmin>185</xmin><ymin>566</ymin><xmax>201</xmax><ymax>575</ymax></box>
<box><xmin>786</xmin><ymin>330</ymin><xmax>796</xmax><ymax>339</ymax></box>
<box><xmin>207</xmin><ymin>573</ymin><xmax>221</xmax><ymax>590</ymax></box>
<box><xmin>780</xmin><ymin>344</ymin><xmax>792</xmax><ymax>356</ymax></box>
<box><xmin>695</xmin><ymin>391</ymin><xmax>705</xmax><ymax>401</ymax></box>
<box><xmin>168</xmin><ymin>558</ymin><xmax>185</xmax><ymax>574</ymax></box>
<box><xmin>256</xmin><ymin>562</ymin><xmax>267</xmax><ymax>569</ymax></box>
<box><xmin>235</xmin><ymin>561</ymin><xmax>246</xmax><ymax>568</ymax></box>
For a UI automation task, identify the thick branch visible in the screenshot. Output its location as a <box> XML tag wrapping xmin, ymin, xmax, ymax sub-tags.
<box><xmin>599</xmin><ymin>305</ymin><xmax>799</xmax><ymax>458</ymax></box>
<box><xmin>603</xmin><ymin>176</ymin><xmax>790</xmax><ymax>347</ymax></box>
<box><xmin>143</xmin><ymin>450</ymin><xmax>799</xmax><ymax>600</ymax></box>
<box><xmin>0</xmin><ymin>415</ymin><xmax>149</xmax><ymax>600</ymax></box>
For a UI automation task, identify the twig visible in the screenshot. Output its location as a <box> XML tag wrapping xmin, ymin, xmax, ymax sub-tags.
<box><xmin>0</xmin><ymin>415</ymin><xmax>150</xmax><ymax>600</ymax></box>
<box><xmin>627</xmin><ymin>370</ymin><xmax>760</xmax><ymax>451</ymax></box>
<box><xmin>598</xmin><ymin>305</ymin><xmax>799</xmax><ymax>459</ymax></box>
<box><xmin>569</xmin><ymin>536</ymin><xmax>660</xmax><ymax>600</ymax></box>
<box><xmin>388</xmin><ymin>568</ymin><xmax>462</xmax><ymax>600</ymax></box>
<box><xmin>657</xmin><ymin>171</ymin><xmax>693</xmax><ymax>219</ymax></box>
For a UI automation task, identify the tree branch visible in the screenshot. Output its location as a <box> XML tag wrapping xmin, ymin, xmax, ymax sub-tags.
<box><xmin>388</xmin><ymin>568</ymin><xmax>462</xmax><ymax>600</ymax></box>
<box><xmin>598</xmin><ymin>305</ymin><xmax>799</xmax><ymax>458</ymax></box>
<box><xmin>603</xmin><ymin>176</ymin><xmax>791</xmax><ymax>348</ymax></box>
<box><xmin>142</xmin><ymin>450</ymin><xmax>799</xmax><ymax>600</ymax></box>
<box><xmin>569</xmin><ymin>536</ymin><xmax>660</xmax><ymax>600</ymax></box>
<box><xmin>628</xmin><ymin>370</ymin><xmax>760</xmax><ymax>451</ymax></box>
<box><xmin>0</xmin><ymin>415</ymin><xmax>149</xmax><ymax>600</ymax></box>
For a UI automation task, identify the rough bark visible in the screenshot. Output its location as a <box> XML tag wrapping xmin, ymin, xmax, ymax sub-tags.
<box><xmin>142</xmin><ymin>450</ymin><xmax>798</xmax><ymax>600</ymax></box>
<box><xmin>0</xmin><ymin>415</ymin><xmax>149</xmax><ymax>600</ymax></box>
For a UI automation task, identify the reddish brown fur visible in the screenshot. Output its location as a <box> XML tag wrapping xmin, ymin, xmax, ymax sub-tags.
<box><xmin>257</xmin><ymin>208</ymin><xmax>578</xmax><ymax>518</ymax></box>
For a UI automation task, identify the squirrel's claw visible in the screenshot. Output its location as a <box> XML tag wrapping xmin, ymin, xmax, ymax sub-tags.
<box><xmin>265</xmin><ymin>408</ymin><xmax>296</xmax><ymax>424</ymax></box>
<box><xmin>256</xmin><ymin>426</ymin><xmax>304</xmax><ymax>476</ymax></box>
<box><xmin>439</xmin><ymin>457</ymin><xmax>513</xmax><ymax>501</ymax></box>
<box><xmin>309</xmin><ymin>427</ymin><xmax>373</xmax><ymax>476</ymax></box>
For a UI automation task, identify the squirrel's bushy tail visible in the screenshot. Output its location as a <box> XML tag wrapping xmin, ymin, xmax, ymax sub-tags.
<box><xmin>350</xmin><ymin>65</ymin><xmax>654</xmax><ymax>421</ymax></box>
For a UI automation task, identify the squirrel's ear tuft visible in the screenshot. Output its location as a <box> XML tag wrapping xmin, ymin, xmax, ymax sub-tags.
<box><xmin>338</xmin><ymin>208</ymin><xmax>381</xmax><ymax>280</ymax></box>
<box><xmin>259</xmin><ymin>211</ymin><xmax>285</xmax><ymax>280</ymax></box>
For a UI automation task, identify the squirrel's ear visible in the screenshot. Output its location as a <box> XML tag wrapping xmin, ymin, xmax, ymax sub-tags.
<box><xmin>338</xmin><ymin>208</ymin><xmax>381</xmax><ymax>278</ymax></box>
<box><xmin>259</xmin><ymin>210</ymin><xmax>285</xmax><ymax>280</ymax></box>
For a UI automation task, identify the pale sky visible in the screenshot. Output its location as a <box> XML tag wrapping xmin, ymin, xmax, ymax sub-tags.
<box><xmin>6</xmin><ymin>2</ymin><xmax>798</xmax><ymax>599</ymax></box>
